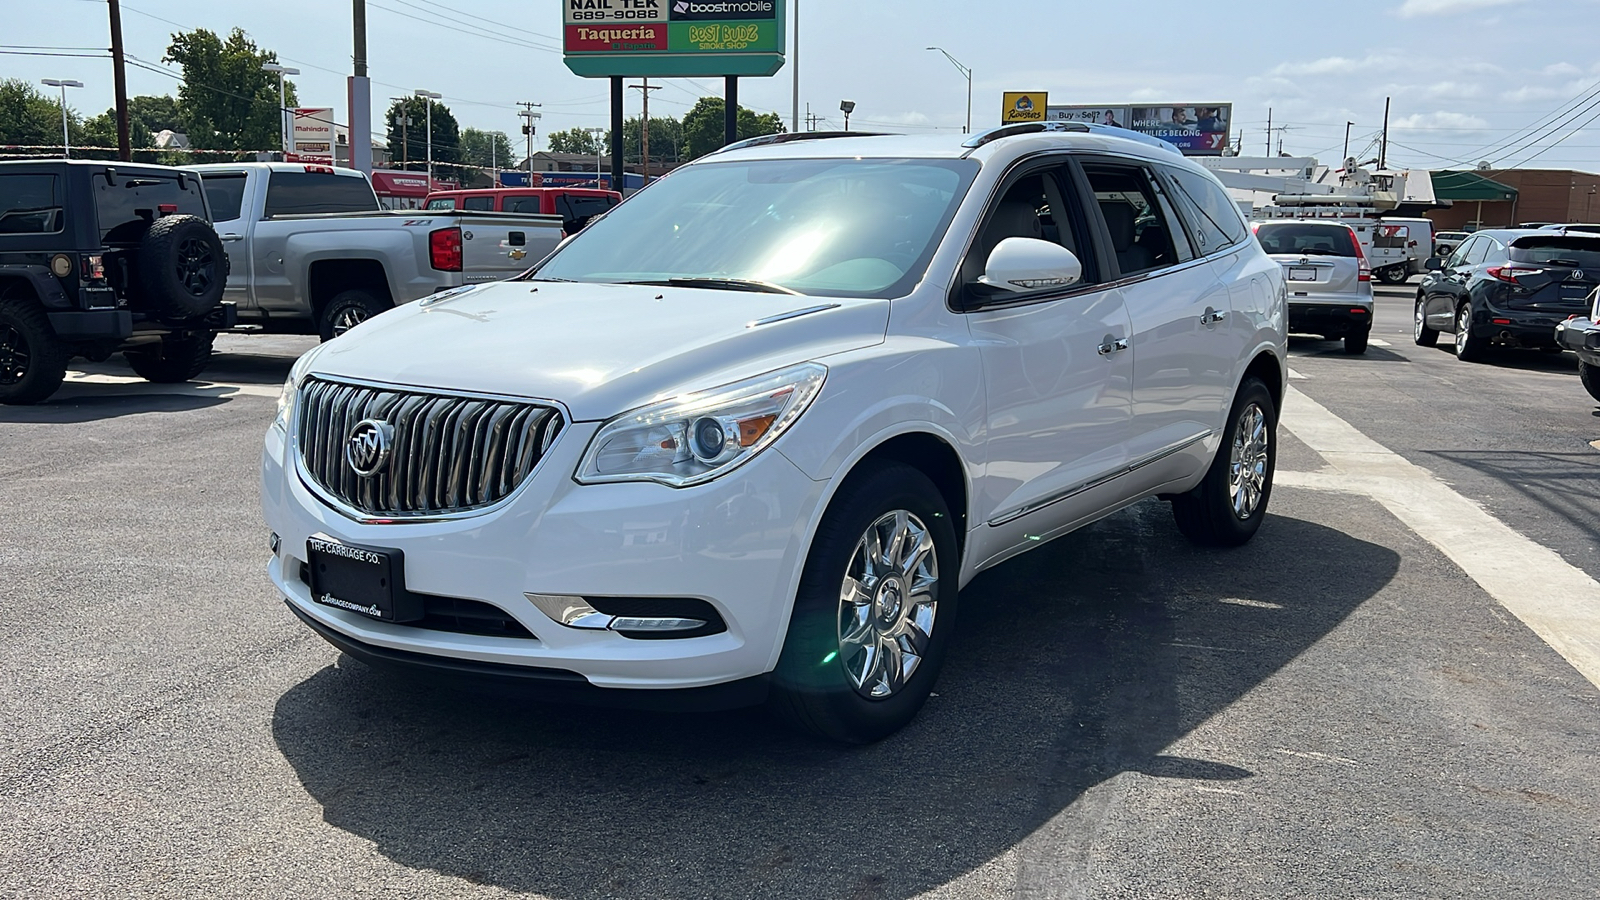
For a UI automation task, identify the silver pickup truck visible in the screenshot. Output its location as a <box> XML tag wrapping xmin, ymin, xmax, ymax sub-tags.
<box><xmin>185</xmin><ymin>163</ymin><xmax>564</xmax><ymax>339</ymax></box>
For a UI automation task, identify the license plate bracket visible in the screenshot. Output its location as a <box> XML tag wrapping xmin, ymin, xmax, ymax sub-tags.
<box><xmin>1559</xmin><ymin>283</ymin><xmax>1591</xmax><ymax>300</ymax></box>
<box><xmin>1288</xmin><ymin>267</ymin><xmax>1317</xmax><ymax>282</ymax></box>
<box><xmin>306</xmin><ymin>535</ymin><xmax>424</xmax><ymax>623</ymax></box>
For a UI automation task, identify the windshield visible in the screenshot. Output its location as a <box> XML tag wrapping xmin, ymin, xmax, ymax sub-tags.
<box><xmin>530</xmin><ymin>157</ymin><xmax>978</xmax><ymax>298</ymax></box>
<box><xmin>1510</xmin><ymin>236</ymin><xmax>1600</xmax><ymax>268</ymax></box>
<box><xmin>1255</xmin><ymin>222</ymin><xmax>1358</xmax><ymax>257</ymax></box>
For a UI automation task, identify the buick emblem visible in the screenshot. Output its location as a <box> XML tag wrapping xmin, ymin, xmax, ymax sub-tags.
<box><xmin>345</xmin><ymin>419</ymin><xmax>393</xmax><ymax>477</ymax></box>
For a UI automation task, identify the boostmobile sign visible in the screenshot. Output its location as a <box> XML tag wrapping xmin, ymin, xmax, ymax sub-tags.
<box><xmin>563</xmin><ymin>0</ymin><xmax>785</xmax><ymax>78</ymax></box>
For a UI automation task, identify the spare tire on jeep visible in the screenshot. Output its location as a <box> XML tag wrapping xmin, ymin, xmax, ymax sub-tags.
<box><xmin>137</xmin><ymin>214</ymin><xmax>226</xmax><ymax>319</ymax></box>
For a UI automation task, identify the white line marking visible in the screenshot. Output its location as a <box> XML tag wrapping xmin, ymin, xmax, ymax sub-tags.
<box><xmin>1279</xmin><ymin>387</ymin><xmax>1600</xmax><ymax>690</ymax></box>
<box><xmin>1275</xmin><ymin>748</ymin><xmax>1361</xmax><ymax>767</ymax></box>
<box><xmin>1288</xmin><ymin>368</ymin><xmax>1309</xmax><ymax>380</ymax></box>
<box><xmin>1369</xmin><ymin>338</ymin><xmax>1392</xmax><ymax>347</ymax></box>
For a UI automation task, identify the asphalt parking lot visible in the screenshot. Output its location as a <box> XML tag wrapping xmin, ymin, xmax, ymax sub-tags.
<box><xmin>2</xmin><ymin>286</ymin><xmax>1597</xmax><ymax>899</ymax></box>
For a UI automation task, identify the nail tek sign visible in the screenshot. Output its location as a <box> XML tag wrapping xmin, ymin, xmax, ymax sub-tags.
<box><xmin>563</xmin><ymin>0</ymin><xmax>785</xmax><ymax>78</ymax></box>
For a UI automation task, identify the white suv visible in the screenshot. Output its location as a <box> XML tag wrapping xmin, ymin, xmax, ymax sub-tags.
<box><xmin>262</xmin><ymin>124</ymin><xmax>1287</xmax><ymax>743</ymax></box>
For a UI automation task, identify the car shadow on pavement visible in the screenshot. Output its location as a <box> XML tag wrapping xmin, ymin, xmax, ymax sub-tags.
<box><xmin>270</xmin><ymin>501</ymin><xmax>1400</xmax><ymax>899</ymax></box>
<box><xmin>1287</xmin><ymin>337</ymin><xmax>1408</xmax><ymax>363</ymax></box>
<box><xmin>1423</xmin><ymin>449</ymin><xmax>1600</xmax><ymax>544</ymax></box>
<box><xmin>1419</xmin><ymin>344</ymin><xmax>1579</xmax><ymax>373</ymax></box>
<box><xmin>0</xmin><ymin>390</ymin><xmax>230</xmax><ymax>423</ymax></box>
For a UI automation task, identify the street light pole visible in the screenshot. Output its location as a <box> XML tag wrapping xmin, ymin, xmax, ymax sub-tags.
<box><xmin>586</xmin><ymin>127</ymin><xmax>606</xmax><ymax>188</ymax></box>
<box><xmin>925</xmin><ymin>47</ymin><xmax>972</xmax><ymax>134</ymax></box>
<box><xmin>261</xmin><ymin>63</ymin><xmax>299</xmax><ymax>156</ymax></box>
<box><xmin>840</xmin><ymin>100</ymin><xmax>854</xmax><ymax>131</ymax></box>
<box><xmin>41</xmin><ymin>79</ymin><xmax>83</xmax><ymax>157</ymax></box>
<box><xmin>415</xmin><ymin>89</ymin><xmax>442</xmax><ymax>185</ymax></box>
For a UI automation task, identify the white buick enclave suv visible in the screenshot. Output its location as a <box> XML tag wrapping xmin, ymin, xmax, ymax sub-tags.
<box><xmin>262</xmin><ymin>124</ymin><xmax>1287</xmax><ymax>742</ymax></box>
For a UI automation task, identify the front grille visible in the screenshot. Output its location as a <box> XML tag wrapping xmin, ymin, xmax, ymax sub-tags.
<box><xmin>296</xmin><ymin>377</ymin><xmax>563</xmax><ymax>518</ymax></box>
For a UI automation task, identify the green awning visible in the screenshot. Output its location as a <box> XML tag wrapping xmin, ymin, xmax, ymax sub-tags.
<box><xmin>1430</xmin><ymin>170</ymin><xmax>1517</xmax><ymax>202</ymax></box>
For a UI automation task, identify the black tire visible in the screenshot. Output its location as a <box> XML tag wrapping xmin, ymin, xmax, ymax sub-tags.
<box><xmin>0</xmin><ymin>294</ymin><xmax>69</xmax><ymax>405</ymax></box>
<box><xmin>137</xmin><ymin>214</ymin><xmax>226</xmax><ymax>319</ymax></box>
<box><xmin>318</xmin><ymin>289</ymin><xmax>388</xmax><ymax>342</ymax></box>
<box><xmin>1413</xmin><ymin>296</ymin><xmax>1438</xmax><ymax>347</ymax></box>
<box><xmin>1580</xmin><ymin>359</ymin><xmax>1600</xmax><ymax>403</ymax></box>
<box><xmin>1344</xmin><ymin>329</ymin><xmax>1370</xmax><ymax>355</ymax></box>
<box><xmin>1171</xmin><ymin>378</ymin><xmax>1276</xmax><ymax>547</ymax></box>
<box><xmin>1453</xmin><ymin>302</ymin><xmax>1489</xmax><ymax>362</ymax></box>
<box><xmin>123</xmin><ymin>333</ymin><xmax>214</xmax><ymax>383</ymax></box>
<box><xmin>769</xmin><ymin>461</ymin><xmax>960</xmax><ymax>744</ymax></box>
<box><xmin>1378</xmin><ymin>266</ymin><xmax>1408</xmax><ymax>285</ymax></box>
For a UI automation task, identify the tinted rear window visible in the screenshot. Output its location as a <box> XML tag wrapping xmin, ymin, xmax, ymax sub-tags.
<box><xmin>556</xmin><ymin>194</ymin><xmax>616</xmax><ymax>229</ymax></box>
<box><xmin>1255</xmin><ymin>223</ymin><xmax>1358</xmax><ymax>257</ymax></box>
<box><xmin>0</xmin><ymin>173</ymin><xmax>62</xmax><ymax>234</ymax></box>
<box><xmin>94</xmin><ymin>172</ymin><xmax>208</xmax><ymax>242</ymax></box>
<box><xmin>199</xmin><ymin>173</ymin><xmax>248</xmax><ymax>221</ymax></box>
<box><xmin>461</xmin><ymin>196</ymin><xmax>495</xmax><ymax>211</ymax></box>
<box><xmin>1510</xmin><ymin>236</ymin><xmax>1600</xmax><ymax>268</ymax></box>
<box><xmin>504</xmin><ymin>196</ymin><xmax>545</xmax><ymax>214</ymax></box>
<box><xmin>264</xmin><ymin>171</ymin><xmax>379</xmax><ymax>216</ymax></box>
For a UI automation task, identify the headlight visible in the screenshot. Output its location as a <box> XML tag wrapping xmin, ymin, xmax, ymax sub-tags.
<box><xmin>272</xmin><ymin>374</ymin><xmax>296</xmax><ymax>432</ymax></box>
<box><xmin>576</xmin><ymin>363</ymin><xmax>827</xmax><ymax>487</ymax></box>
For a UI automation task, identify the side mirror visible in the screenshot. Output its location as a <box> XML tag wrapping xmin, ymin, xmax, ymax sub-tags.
<box><xmin>977</xmin><ymin>237</ymin><xmax>1083</xmax><ymax>294</ymax></box>
<box><xmin>1424</xmin><ymin>256</ymin><xmax>1443</xmax><ymax>271</ymax></box>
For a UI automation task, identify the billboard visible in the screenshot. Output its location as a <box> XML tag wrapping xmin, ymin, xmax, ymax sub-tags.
<box><xmin>1001</xmin><ymin>92</ymin><xmax>1047</xmax><ymax>124</ymax></box>
<box><xmin>562</xmin><ymin>0</ymin><xmax>785</xmax><ymax>78</ymax></box>
<box><xmin>290</xmin><ymin>107</ymin><xmax>336</xmax><ymax>162</ymax></box>
<box><xmin>1047</xmin><ymin>103</ymin><xmax>1232</xmax><ymax>155</ymax></box>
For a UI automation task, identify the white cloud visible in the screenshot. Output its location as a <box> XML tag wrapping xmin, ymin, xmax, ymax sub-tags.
<box><xmin>1394</xmin><ymin>111</ymin><xmax>1490</xmax><ymax>129</ymax></box>
<box><xmin>1397</xmin><ymin>0</ymin><xmax>1530</xmax><ymax>17</ymax></box>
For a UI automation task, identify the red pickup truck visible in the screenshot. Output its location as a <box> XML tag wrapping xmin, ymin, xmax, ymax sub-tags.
<box><xmin>424</xmin><ymin>187</ymin><xmax>621</xmax><ymax>234</ymax></box>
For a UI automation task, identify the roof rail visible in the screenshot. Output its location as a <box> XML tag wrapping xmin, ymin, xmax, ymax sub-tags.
<box><xmin>961</xmin><ymin>121</ymin><xmax>1183</xmax><ymax>156</ymax></box>
<box><xmin>714</xmin><ymin>130</ymin><xmax>891</xmax><ymax>155</ymax></box>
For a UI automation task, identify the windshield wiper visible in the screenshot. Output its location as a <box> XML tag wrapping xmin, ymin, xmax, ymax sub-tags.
<box><xmin>522</xmin><ymin>276</ymin><xmax>575</xmax><ymax>282</ymax></box>
<box><xmin>622</xmin><ymin>277</ymin><xmax>800</xmax><ymax>295</ymax></box>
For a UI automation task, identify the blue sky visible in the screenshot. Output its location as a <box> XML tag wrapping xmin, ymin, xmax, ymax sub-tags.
<box><xmin>5</xmin><ymin>0</ymin><xmax>1600</xmax><ymax>171</ymax></box>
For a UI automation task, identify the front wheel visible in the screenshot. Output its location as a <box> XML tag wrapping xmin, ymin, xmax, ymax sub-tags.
<box><xmin>770</xmin><ymin>462</ymin><xmax>959</xmax><ymax>743</ymax></box>
<box><xmin>1580</xmin><ymin>359</ymin><xmax>1600</xmax><ymax>403</ymax></box>
<box><xmin>1414</xmin><ymin>297</ymin><xmax>1438</xmax><ymax>347</ymax></box>
<box><xmin>1454</xmin><ymin>303</ymin><xmax>1489</xmax><ymax>362</ymax></box>
<box><xmin>1171</xmin><ymin>378</ymin><xmax>1276</xmax><ymax>547</ymax></box>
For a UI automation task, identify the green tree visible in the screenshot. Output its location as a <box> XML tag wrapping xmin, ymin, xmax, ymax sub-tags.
<box><xmin>547</xmin><ymin>127</ymin><xmax>600</xmax><ymax>156</ymax></box>
<box><xmin>0</xmin><ymin>78</ymin><xmax>82</xmax><ymax>149</ymax></box>
<box><xmin>681</xmin><ymin>98</ymin><xmax>783</xmax><ymax>160</ymax></box>
<box><xmin>608</xmin><ymin>115</ymin><xmax>683</xmax><ymax>168</ymax></box>
<box><xmin>383</xmin><ymin>96</ymin><xmax>459</xmax><ymax>171</ymax></box>
<box><xmin>163</xmin><ymin>28</ymin><xmax>295</xmax><ymax>151</ymax></box>
<box><xmin>457</xmin><ymin>127</ymin><xmax>513</xmax><ymax>179</ymax></box>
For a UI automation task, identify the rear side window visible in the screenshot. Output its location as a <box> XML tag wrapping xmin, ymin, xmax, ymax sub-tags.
<box><xmin>0</xmin><ymin>173</ymin><xmax>62</xmax><ymax>234</ymax></box>
<box><xmin>1373</xmin><ymin>223</ymin><xmax>1409</xmax><ymax>249</ymax></box>
<box><xmin>199</xmin><ymin>173</ymin><xmax>248</xmax><ymax>222</ymax></box>
<box><xmin>1255</xmin><ymin>223</ymin><xmax>1358</xmax><ymax>257</ymax></box>
<box><xmin>1510</xmin><ymin>236</ymin><xmax>1600</xmax><ymax>268</ymax></box>
<box><xmin>556</xmin><ymin>195</ymin><xmax>616</xmax><ymax>230</ymax></box>
<box><xmin>264</xmin><ymin>171</ymin><xmax>380</xmax><ymax>216</ymax></box>
<box><xmin>425</xmin><ymin>198</ymin><xmax>455</xmax><ymax>210</ymax></box>
<box><xmin>1082</xmin><ymin>163</ymin><xmax>1192</xmax><ymax>277</ymax></box>
<box><xmin>94</xmin><ymin>172</ymin><xmax>208</xmax><ymax>242</ymax></box>
<box><xmin>1162</xmin><ymin>165</ymin><xmax>1249</xmax><ymax>254</ymax></box>
<box><xmin>461</xmin><ymin>196</ymin><xmax>495</xmax><ymax>211</ymax></box>
<box><xmin>504</xmin><ymin>196</ymin><xmax>544</xmax><ymax>215</ymax></box>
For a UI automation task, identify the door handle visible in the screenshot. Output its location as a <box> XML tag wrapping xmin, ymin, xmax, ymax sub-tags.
<box><xmin>1097</xmin><ymin>337</ymin><xmax>1129</xmax><ymax>356</ymax></box>
<box><xmin>1201</xmin><ymin>308</ymin><xmax>1228</xmax><ymax>325</ymax></box>
<box><xmin>220</xmin><ymin>233</ymin><xmax>243</xmax><ymax>242</ymax></box>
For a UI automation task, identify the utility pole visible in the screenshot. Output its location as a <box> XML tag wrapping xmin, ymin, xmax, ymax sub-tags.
<box><xmin>1265</xmin><ymin>107</ymin><xmax>1272</xmax><ymax>157</ymax></box>
<box><xmin>791</xmin><ymin>0</ymin><xmax>799</xmax><ymax>133</ymax></box>
<box><xmin>415</xmin><ymin>89</ymin><xmax>442</xmax><ymax>185</ymax></box>
<box><xmin>107</xmin><ymin>0</ymin><xmax>130</xmax><ymax>160</ymax></box>
<box><xmin>1379</xmin><ymin>96</ymin><xmax>1391</xmax><ymax>170</ymax></box>
<box><xmin>518</xmin><ymin>101</ymin><xmax>541</xmax><ymax>186</ymax></box>
<box><xmin>1343</xmin><ymin>121</ymin><xmax>1353</xmax><ymax>164</ymax></box>
<box><xmin>629</xmin><ymin>79</ymin><xmax>662</xmax><ymax>184</ymax></box>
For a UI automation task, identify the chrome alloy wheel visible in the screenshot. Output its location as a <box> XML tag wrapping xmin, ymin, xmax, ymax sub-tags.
<box><xmin>1455</xmin><ymin>306</ymin><xmax>1471</xmax><ymax>355</ymax></box>
<box><xmin>332</xmin><ymin>306</ymin><xmax>369</xmax><ymax>337</ymax></box>
<box><xmin>837</xmin><ymin>509</ymin><xmax>939</xmax><ymax>699</ymax></box>
<box><xmin>1414</xmin><ymin>301</ymin><xmax>1426</xmax><ymax>340</ymax></box>
<box><xmin>1228</xmin><ymin>401</ymin><xmax>1270</xmax><ymax>520</ymax></box>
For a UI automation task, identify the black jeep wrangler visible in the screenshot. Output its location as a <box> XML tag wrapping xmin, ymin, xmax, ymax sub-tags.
<box><xmin>0</xmin><ymin>159</ymin><xmax>235</xmax><ymax>404</ymax></box>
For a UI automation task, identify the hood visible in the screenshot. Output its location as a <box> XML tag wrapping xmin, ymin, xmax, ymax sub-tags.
<box><xmin>308</xmin><ymin>281</ymin><xmax>889</xmax><ymax>420</ymax></box>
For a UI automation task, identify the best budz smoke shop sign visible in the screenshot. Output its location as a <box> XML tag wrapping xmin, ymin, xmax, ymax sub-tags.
<box><xmin>563</xmin><ymin>0</ymin><xmax>786</xmax><ymax>77</ymax></box>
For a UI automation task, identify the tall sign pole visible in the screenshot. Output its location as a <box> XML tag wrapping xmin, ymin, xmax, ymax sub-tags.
<box><xmin>107</xmin><ymin>0</ymin><xmax>131</xmax><ymax>160</ymax></box>
<box><xmin>725</xmin><ymin>77</ymin><xmax>738</xmax><ymax>147</ymax></box>
<box><xmin>610</xmin><ymin>77</ymin><xmax>624</xmax><ymax>192</ymax></box>
<box><xmin>349</xmin><ymin>0</ymin><xmax>372</xmax><ymax>174</ymax></box>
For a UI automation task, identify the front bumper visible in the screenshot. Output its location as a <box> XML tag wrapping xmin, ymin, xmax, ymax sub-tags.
<box><xmin>1555</xmin><ymin>317</ymin><xmax>1600</xmax><ymax>363</ymax></box>
<box><xmin>1288</xmin><ymin>301</ymin><xmax>1372</xmax><ymax>337</ymax></box>
<box><xmin>262</xmin><ymin>417</ymin><xmax>828</xmax><ymax>693</ymax></box>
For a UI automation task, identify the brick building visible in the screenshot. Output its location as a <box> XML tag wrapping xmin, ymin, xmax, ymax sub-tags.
<box><xmin>1428</xmin><ymin>168</ymin><xmax>1600</xmax><ymax>230</ymax></box>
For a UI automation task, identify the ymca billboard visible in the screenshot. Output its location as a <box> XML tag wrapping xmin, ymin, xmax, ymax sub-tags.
<box><xmin>1047</xmin><ymin>103</ymin><xmax>1232</xmax><ymax>156</ymax></box>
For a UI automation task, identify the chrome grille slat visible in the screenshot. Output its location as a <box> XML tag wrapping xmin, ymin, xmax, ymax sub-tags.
<box><xmin>294</xmin><ymin>377</ymin><xmax>563</xmax><ymax>519</ymax></box>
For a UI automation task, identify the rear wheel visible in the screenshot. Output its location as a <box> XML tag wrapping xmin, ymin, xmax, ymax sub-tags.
<box><xmin>318</xmin><ymin>289</ymin><xmax>387</xmax><ymax>342</ymax></box>
<box><xmin>1454</xmin><ymin>303</ymin><xmax>1489</xmax><ymax>362</ymax></box>
<box><xmin>1580</xmin><ymin>359</ymin><xmax>1600</xmax><ymax>403</ymax></box>
<box><xmin>1172</xmin><ymin>378</ymin><xmax>1275</xmax><ymax>547</ymax></box>
<box><xmin>0</xmin><ymin>295</ymin><xmax>68</xmax><ymax>405</ymax></box>
<box><xmin>1378</xmin><ymin>266</ymin><xmax>1408</xmax><ymax>285</ymax></box>
<box><xmin>1413</xmin><ymin>296</ymin><xmax>1438</xmax><ymax>346</ymax></box>
<box><xmin>123</xmin><ymin>333</ymin><xmax>214</xmax><ymax>383</ymax></box>
<box><xmin>1344</xmin><ymin>329</ymin><xmax>1369</xmax><ymax>355</ymax></box>
<box><xmin>770</xmin><ymin>462</ymin><xmax>958</xmax><ymax>743</ymax></box>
